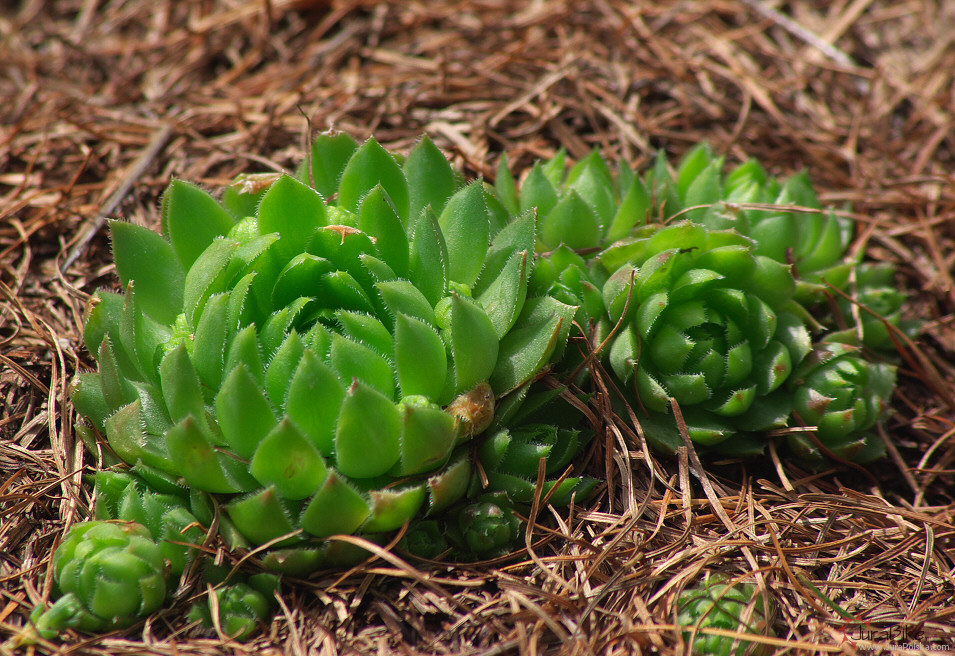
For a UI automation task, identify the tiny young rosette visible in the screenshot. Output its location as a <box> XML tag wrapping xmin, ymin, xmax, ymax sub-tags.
<box><xmin>71</xmin><ymin>134</ymin><xmax>590</xmax><ymax>578</ymax></box>
<box><xmin>26</xmin><ymin>521</ymin><xmax>167</xmax><ymax>641</ymax></box>
<box><xmin>676</xmin><ymin>573</ymin><xmax>774</xmax><ymax>656</ymax></box>
<box><xmin>786</xmin><ymin>341</ymin><xmax>897</xmax><ymax>463</ymax></box>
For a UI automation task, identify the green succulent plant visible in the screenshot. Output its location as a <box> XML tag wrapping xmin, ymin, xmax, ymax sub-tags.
<box><xmin>188</xmin><ymin>574</ymin><xmax>278</xmax><ymax>640</ymax></box>
<box><xmin>70</xmin><ymin>133</ymin><xmax>593</xmax><ymax>578</ymax></box>
<box><xmin>597</xmin><ymin>221</ymin><xmax>813</xmax><ymax>454</ymax></box>
<box><xmin>496</xmin><ymin>145</ymin><xmax>908</xmax><ymax>460</ymax></box>
<box><xmin>676</xmin><ymin>573</ymin><xmax>774</xmax><ymax>656</ymax></box>
<box><xmin>786</xmin><ymin>341</ymin><xmax>897</xmax><ymax>463</ymax></box>
<box><xmin>25</xmin><ymin>521</ymin><xmax>167</xmax><ymax>642</ymax></box>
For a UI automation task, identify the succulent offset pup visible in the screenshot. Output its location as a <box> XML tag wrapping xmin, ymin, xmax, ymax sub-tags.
<box><xmin>22</xmin><ymin>521</ymin><xmax>167</xmax><ymax>643</ymax></box>
<box><xmin>676</xmin><ymin>573</ymin><xmax>774</xmax><ymax>655</ymax></box>
<box><xmin>495</xmin><ymin>145</ymin><xmax>906</xmax><ymax>460</ymax></box>
<box><xmin>69</xmin><ymin>134</ymin><xmax>594</xmax><ymax>581</ymax></box>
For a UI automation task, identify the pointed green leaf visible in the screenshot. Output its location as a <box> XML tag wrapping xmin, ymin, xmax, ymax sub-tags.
<box><xmin>569</xmin><ymin>160</ymin><xmax>615</xmax><ymax>225</ymax></box>
<box><xmin>519</xmin><ymin>163</ymin><xmax>558</xmax><ymax>217</ymax></box>
<box><xmin>315</xmin><ymin>270</ymin><xmax>376</xmax><ymax>315</ymax></box>
<box><xmin>161</xmin><ymin>179</ymin><xmax>235</xmax><ymax>269</ymax></box>
<box><xmin>227</xmin><ymin>486</ymin><xmax>300</xmax><ymax>547</ymax></box>
<box><xmin>540</xmin><ymin>191</ymin><xmax>601</xmax><ymax>250</ymax></box>
<box><xmin>446</xmin><ymin>293</ymin><xmax>499</xmax><ymax>395</ymax></box>
<box><xmin>393</xmin><ymin>399</ymin><xmax>457</xmax><ymax>475</ymax></box>
<box><xmin>299</xmin><ymin>131</ymin><xmax>358</xmax><ymax>199</ymax></box>
<box><xmin>338</xmin><ymin>138</ymin><xmax>410</xmax><ymax>221</ymax></box>
<box><xmin>495</xmin><ymin>153</ymin><xmax>520</xmax><ymax>215</ymax></box>
<box><xmin>98</xmin><ymin>337</ymin><xmax>136</xmax><ymax>413</ymax></box>
<box><xmin>286</xmin><ymin>350</ymin><xmax>345</xmax><ymax>455</ymax></box>
<box><xmin>265</xmin><ymin>329</ymin><xmax>305</xmax><ymax>407</ymax></box>
<box><xmin>329</xmin><ymin>333</ymin><xmax>395</xmax><ymax>398</ymax></box>
<box><xmin>336</xmin><ymin>310</ymin><xmax>393</xmax><ymax>359</ymax></box>
<box><xmin>224</xmin><ymin>324</ymin><xmax>265</xmax><ymax>383</ymax></box>
<box><xmin>159</xmin><ymin>344</ymin><xmax>205</xmax><ymax>424</ymax></box>
<box><xmin>363</xmin><ymin>485</ymin><xmax>427</xmax><ymax>532</ymax></box>
<box><xmin>476</xmin><ymin>250</ymin><xmax>528</xmax><ymax>338</ymax></box>
<box><xmin>394</xmin><ymin>313</ymin><xmax>447</xmax><ymax>399</ymax></box>
<box><xmin>300</xmin><ymin>469</ymin><xmax>370</xmax><ymax>537</ymax></box>
<box><xmin>192</xmin><ymin>292</ymin><xmax>229</xmax><ymax>389</ymax></box>
<box><xmin>426</xmin><ymin>454</ymin><xmax>471</xmax><ymax>513</ymax></box>
<box><xmin>408</xmin><ymin>206</ymin><xmax>449</xmax><ymax>306</ymax></box>
<box><xmin>405</xmin><ymin>135</ymin><xmax>459</xmax><ymax>220</ymax></box>
<box><xmin>250</xmin><ymin>419</ymin><xmax>328</xmax><ymax>500</ymax></box>
<box><xmin>335</xmin><ymin>380</ymin><xmax>401</xmax><ymax>478</ymax></box>
<box><xmin>489</xmin><ymin>312</ymin><xmax>560</xmax><ymax>395</ymax></box>
<box><xmin>165</xmin><ymin>416</ymin><xmax>256</xmax><ymax>494</ymax></box>
<box><xmin>271</xmin><ymin>253</ymin><xmax>334</xmax><ymax>309</ymax></box>
<box><xmin>375</xmin><ymin>279</ymin><xmax>436</xmax><ymax>327</ymax></box>
<box><xmin>606</xmin><ymin>176</ymin><xmax>650</xmax><ymax>243</ymax></box>
<box><xmin>182</xmin><ymin>237</ymin><xmax>239</xmax><ymax>325</ymax></box>
<box><xmin>358</xmin><ymin>185</ymin><xmax>410</xmax><ymax>277</ymax></box>
<box><xmin>257</xmin><ymin>174</ymin><xmax>327</xmax><ymax>264</ymax></box>
<box><xmin>110</xmin><ymin>220</ymin><xmax>185</xmax><ymax>325</ymax></box>
<box><xmin>260</xmin><ymin>298</ymin><xmax>310</xmax><ymax>359</ymax></box>
<box><xmin>216</xmin><ymin>364</ymin><xmax>278</xmax><ymax>459</ymax></box>
<box><xmin>438</xmin><ymin>181</ymin><xmax>491</xmax><ymax>287</ymax></box>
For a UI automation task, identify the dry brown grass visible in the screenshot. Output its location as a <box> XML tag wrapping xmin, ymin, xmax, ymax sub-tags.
<box><xmin>2</xmin><ymin>1</ymin><xmax>955</xmax><ymax>654</ymax></box>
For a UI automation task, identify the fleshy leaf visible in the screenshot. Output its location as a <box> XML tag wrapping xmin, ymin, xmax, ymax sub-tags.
<box><xmin>158</xmin><ymin>345</ymin><xmax>205</xmax><ymax>424</ymax></box>
<box><xmin>334</xmin><ymin>380</ymin><xmax>402</xmax><ymax>478</ymax></box>
<box><xmin>216</xmin><ymin>364</ymin><xmax>278</xmax><ymax>460</ymax></box>
<box><xmin>438</xmin><ymin>181</ymin><xmax>490</xmax><ymax>287</ymax></box>
<box><xmin>329</xmin><ymin>333</ymin><xmax>395</xmax><ymax>398</ymax></box>
<box><xmin>394</xmin><ymin>313</ymin><xmax>447</xmax><ymax>400</ymax></box>
<box><xmin>363</xmin><ymin>485</ymin><xmax>427</xmax><ymax>533</ymax></box>
<box><xmin>408</xmin><ymin>206</ymin><xmax>449</xmax><ymax>306</ymax></box>
<box><xmin>393</xmin><ymin>398</ymin><xmax>457</xmax><ymax>475</ymax></box>
<box><xmin>110</xmin><ymin>221</ymin><xmax>185</xmax><ymax>325</ymax></box>
<box><xmin>445</xmin><ymin>293</ymin><xmax>499</xmax><ymax>395</ymax></box>
<box><xmin>299</xmin><ymin>131</ymin><xmax>358</xmax><ymax>199</ymax></box>
<box><xmin>540</xmin><ymin>190</ymin><xmax>601</xmax><ymax>250</ymax></box>
<box><xmin>405</xmin><ymin>135</ymin><xmax>459</xmax><ymax>220</ymax></box>
<box><xmin>250</xmin><ymin>419</ymin><xmax>329</xmax><ymax>500</ymax></box>
<box><xmin>338</xmin><ymin>138</ymin><xmax>410</xmax><ymax>221</ymax></box>
<box><xmin>358</xmin><ymin>185</ymin><xmax>410</xmax><ymax>277</ymax></box>
<box><xmin>161</xmin><ymin>179</ymin><xmax>235</xmax><ymax>269</ymax></box>
<box><xmin>300</xmin><ymin>469</ymin><xmax>371</xmax><ymax>537</ymax></box>
<box><xmin>164</xmin><ymin>416</ymin><xmax>256</xmax><ymax>494</ymax></box>
<box><xmin>286</xmin><ymin>350</ymin><xmax>345</xmax><ymax>456</ymax></box>
<box><xmin>257</xmin><ymin>174</ymin><xmax>327</xmax><ymax>265</ymax></box>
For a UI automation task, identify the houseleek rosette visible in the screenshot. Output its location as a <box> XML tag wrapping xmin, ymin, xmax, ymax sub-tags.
<box><xmin>496</xmin><ymin>146</ymin><xmax>907</xmax><ymax>459</ymax></box>
<box><xmin>26</xmin><ymin>521</ymin><xmax>167</xmax><ymax>641</ymax></box>
<box><xmin>595</xmin><ymin>221</ymin><xmax>812</xmax><ymax>453</ymax></box>
<box><xmin>786</xmin><ymin>342</ymin><xmax>897</xmax><ymax>462</ymax></box>
<box><xmin>70</xmin><ymin>134</ymin><xmax>590</xmax><ymax>576</ymax></box>
<box><xmin>677</xmin><ymin>573</ymin><xmax>774</xmax><ymax>656</ymax></box>
<box><xmin>188</xmin><ymin>574</ymin><xmax>278</xmax><ymax>640</ymax></box>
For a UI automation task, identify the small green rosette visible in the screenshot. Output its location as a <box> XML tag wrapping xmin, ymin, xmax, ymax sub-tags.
<box><xmin>596</xmin><ymin>221</ymin><xmax>811</xmax><ymax>452</ymax></box>
<box><xmin>27</xmin><ymin>521</ymin><xmax>167</xmax><ymax>640</ymax></box>
<box><xmin>786</xmin><ymin>341</ymin><xmax>897</xmax><ymax>463</ymax></box>
<box><xmin>676</xmin><ymin>573</ymin><xmax>774</xmax><ymax>656</ymax></box>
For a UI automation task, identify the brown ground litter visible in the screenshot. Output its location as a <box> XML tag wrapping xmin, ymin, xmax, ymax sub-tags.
<box><xmin>2</xmin><ymin>1</ymin><xmax>954</xmax><ymax>654</ymax></box>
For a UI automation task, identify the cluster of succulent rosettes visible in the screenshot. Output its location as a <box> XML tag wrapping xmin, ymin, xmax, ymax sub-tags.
<box><xmin>70</xmin><ymin>134</ymin><xmax>590</xmax><ymax>578</ymax></box>
<box><xmin>676</xmin><ymin>573</ymin><xmax>774</xmax><ymax>656</ymax></box>
<box><xmin>25</xmin><ymin>521</ymin><xmax>167</xmax><ymax>642</ymax></box>
<box><xmin>497</xmin><ymin>145</ymin><xmax>908</xmax><ymax>461</ymax></box>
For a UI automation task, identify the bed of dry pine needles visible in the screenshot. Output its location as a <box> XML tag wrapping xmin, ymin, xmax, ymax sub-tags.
<box><xmin>2</xmin><ymin>1</ymin><xmax>955</xmax><ymax>654</ymax></box>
